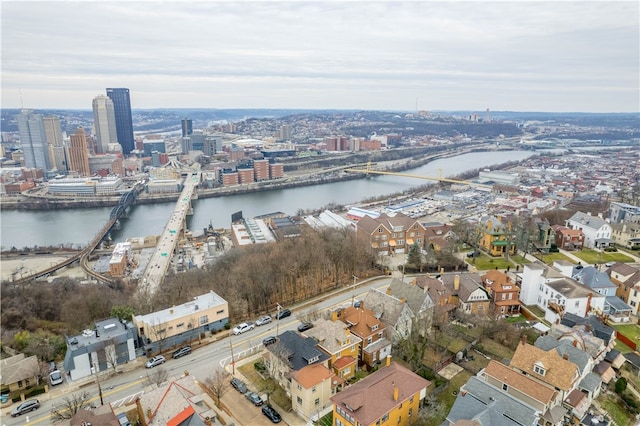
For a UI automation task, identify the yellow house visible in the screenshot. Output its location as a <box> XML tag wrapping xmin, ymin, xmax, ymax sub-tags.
<box><xmin>0</xmin><ymin>354</ymin><xmax>39</xmax><ymax>393</ymax></box>
<box><xmin>331</xmin><ymin>359</ymin><xmax>430</xmax><ymax>426</ymax></box>
<box><xmin>478</xmin><ymin>215</ymin><xmax>516</xmax><ymax>257</ymax></box>
<box><xmin>303</xmin><ymin>318</ymin><xmax>362</xmax><ymax>381</ymax></box>
<box><xmin>133</xmin><ymin>290</ymin><xmax>228</xmax><ymax>352</ymax></box>
<box><xmin>290</xmin><ymin>363</ymin><xmax>341</xmax><ymax>421</ymax></box>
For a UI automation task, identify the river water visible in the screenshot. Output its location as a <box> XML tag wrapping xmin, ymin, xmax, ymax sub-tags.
<box><xmin>0</xmin><ymin>151</ymin><xmax>537</xmax><ymax>249</ymax></box>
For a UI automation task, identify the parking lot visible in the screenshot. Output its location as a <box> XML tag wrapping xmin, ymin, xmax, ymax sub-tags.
<box><xmin>221</xmin><ymin>386</ymin><xmax>287</xmax><ymax>426</ymax></box>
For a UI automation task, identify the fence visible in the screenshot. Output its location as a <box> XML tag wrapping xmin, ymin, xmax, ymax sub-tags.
<box><xmin>615</xmin><ymin>330</ymin><xmax>638</xmax><ymax>352</ymax></box>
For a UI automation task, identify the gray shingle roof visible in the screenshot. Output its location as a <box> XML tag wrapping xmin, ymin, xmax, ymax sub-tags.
<box><xmin>560</xmin><ymin>313</ymin><xmax>615</xmax><ymax>345</ymax></box>
<box><xmin>534</xmin><ymin>336</ymin><xmax>590</xmax><ymax>375</ymax></box>
<box><xmin>568</xmin><ymin>212</ymin><xmax>608</xmax><ymax>231</ymax></box>
<box><xmin>445</xmin><ymin>377</ymin><xmax>539</xmax><ymax>426</ymax></box>
<box><xmin>270</xmin><ymin>330</ymin><xmax>329</xmax><ymax>371</ymax></box>
<box><xmin>578</xmin><ymin>372</ymin><xmax>602</xmax><ymax>394</ymax></box>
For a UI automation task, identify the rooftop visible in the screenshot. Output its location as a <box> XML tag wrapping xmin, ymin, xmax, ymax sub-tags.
<box><xmin>134</xmin><ymin>290</ymin><xmax>227</xmax><ymax>325</ymax></box>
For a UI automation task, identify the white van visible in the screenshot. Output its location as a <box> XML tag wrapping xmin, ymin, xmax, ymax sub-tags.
<box><xmin>49</xmin><ymin>370</ymin><xmax>63</xmax><ymax>386</ymax></box>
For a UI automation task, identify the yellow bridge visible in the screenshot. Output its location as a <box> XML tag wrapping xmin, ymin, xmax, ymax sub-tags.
<box><xmin>344</xmin><ymin>162</ymin><xmax>492</xmax><ymax>188</ymax></box>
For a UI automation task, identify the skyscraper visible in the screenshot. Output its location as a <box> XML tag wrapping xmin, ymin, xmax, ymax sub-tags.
<box><xmin>106</xmin><ymin>88</ymin><xmax>135</xmax><ymax>155</ymax></box>
<box><xmin>92</xmin><ymin>95</ymin><xmax>118</xmax><ymax>154</ymax></box>
<box><xmin>43</xmin><ymin>116</ymin><xmax>67</xmax><ymax>172</ymax></box>
<box><xmin>181</xmin><ymin>118</ymin><xmax>193</xmax><ymax>137</ymax></box>
<box><xmin>17</xmin><ymin>109</ymin><xmax>51</xmax><ymax>171</ymax></box>
<box><xmin>68</xmin><ymin>127</ymin><xmax>91</xmax><ymax>176</ymax></box>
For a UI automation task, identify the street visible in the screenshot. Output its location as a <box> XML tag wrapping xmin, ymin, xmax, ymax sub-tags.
<box><xmin>2</xmin><ymin>276</ymin><xmax>394</xmax><ymax>426</ymax></box>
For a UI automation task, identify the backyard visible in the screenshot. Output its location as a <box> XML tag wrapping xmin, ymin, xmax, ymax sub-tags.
<box><xmin>533</xmin><ymin>252</ymin><xmax>574</xmax><ymax>265</ymax></box>
<box><xmin>572</xmin><ymin>248</ymin><xmax>634</xmax><ymax>265</ymax></box>
<box><xmin>238</xmin><ymin>362</ymin><xmax>292</xmax><ymax>411</ymax></box>
<box><xmin>612</xmin><ymin>323</ymin><xmax>640</xmax><ymax>354</ymax></box>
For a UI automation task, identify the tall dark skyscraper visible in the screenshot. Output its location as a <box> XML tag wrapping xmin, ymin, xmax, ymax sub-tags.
<box><xmin>106</xmin><ymin>88</ymin><xmax>135</xmax><ymax>155</ymax></box>
<box><xmin>181</xmin><ymin>118</ymin><xmax>193</xmax><ymax>137</ymax></box>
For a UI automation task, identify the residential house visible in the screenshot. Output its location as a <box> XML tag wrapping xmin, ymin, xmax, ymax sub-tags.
<box><xmin>133</xmin><ymin>290</ymin><xmax>228</xmax><ymax>352</ymax></box>
<box><xmin>608</xmin><ymin>201</ymin><xmax>640</xmax><ymax>224</ymax></box>
<box><xmin>608</xmin><ymin>263</ymin><xmax>640</xmax><ymax>315</ymax></box>
<box><xmin>604</xmin><ymin>349</ymin><xmax>626</xmax><ymax>370</ymax></box>
<box><xmin>356</xmin><ymin>212</ymin><xmax>425</xmax><ymax>255</ymax></box>
<box><xmin>535</xmin><ymin>219</ymin><xmax>554</xmax><ymax>253</ymax></box>
<box><xmin>362</xmin><ymin>288</ymin><xmax>414</xmax><ymax>342</ymax></box>
<box><xmin>0</xmin><ymin>354</ymin><xmax>40</xmax><ymax>393</ymax></box>
<box><xmin>478</xmin><ymin>215</ymin><xmax>516</xmax><ymax>257</ymax></box>
<box><xmin>63</xmin><ymin>317</ymin><xmax>136</xmax><ymax>381</ymax></box>
<box><xmin>422</xmin><ymin>222</ymin><xmax>453</xmax><ymax>252</ymax></box>
<box><xmin>518</xmin><ymin>262</ymin><xmax>606</xmax><ymax>324</ymax></box>
<box><xmin>481</xmin><ymin>270</ymin><xmax>521</xmax><ymax>316</ymax></box>
<box><xmin>441</xmin><ymin>273</ymin><xmax>491</xmax><ymax>316</ymax></box>
<box><xmin>337</xmin><ymin>305</ymin><xmax>392</xmax><ymax>369</ymax></box>
<box><xmin>479</xmin><ymin>360</ymin><xmax>561</xmax><ymax>424</ymax></box>
<box><xmin>387</xmin><ymin>278</ymin><xmax>435</xmax><ymax>336</ymax></box>
<box><xmin>544</xmin><ymin>321</ymin><xmax>611</xmax><ymax>363</ymax></box>
<box><xmin>565</xmin><ymin>212</ymin><xmax>612</xmax><ymax>249</ymax></box>
<box><xmin>560</xmin><ymin>313</ymin><xmax>616</xmax><ymax>355</ymax></box>
<box><xmin>571</xmin><ymin>266</ymin><xmax>632</xmax><ymax>320</ymax></box>
<box><xmin>534</xmin><ymin>336</ymin><xmax>593</xmax><ymax>381</ymax></box>
<box><xmin>445</xmin><ymin>376</ymin><xmax>540</xmax><ymax>426</ymax></box>
<box><xmin>551</xmin><ymin>225</ymin><xmax>584</xmax><ymax>251</ymax></box>
<box><xmin>136</xmin><ymin>373</ymin><xmax>217</xmax><ymax>426</ymax></box>
<box><xmin>331</xmin><ymin>360</ymin><xmax>430</xmax><ymax>426</ymax></box>
<box><xmin>264</xmin><ymin>330</ymin><xmax>342</xmax><ymax>400</ymax></box>
<box><xmin>592</xmin><ymin>361</ymin><xmax>616</xmax><ymax>385</ymax></box>
<box><xmin>290</xmin><ymin>363</ymin><xmax>341</xmax><ymax>421</ymax></box>
<box><xmin>563</xmin><ymin>389</ymin><xmax>590</xmax><ymax>422</ymax></box>
<box><xmin>304</xmin><ymin>318</ymin><xmax>361</xmax><ymax>381</ymax></box>
<box><xmin>610</xmin><ymin>222</ymin><xmax>640</xmax><ymax>249</ymax></box>
<box><xmin>509</xmin><ymin>341</ymin><xmax>581</xmax><ymax>401</ymax></box>
<box><xmin>412</xmin><ymin>274</ymin><xmax>456</xmax><ymax>324</ymax></box>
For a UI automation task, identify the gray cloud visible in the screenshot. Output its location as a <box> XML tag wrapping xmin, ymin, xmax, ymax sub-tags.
<box><xmin>2</xmin><ymin>1</ymin><xmax>638</xmax><ymax>111</ymax></box>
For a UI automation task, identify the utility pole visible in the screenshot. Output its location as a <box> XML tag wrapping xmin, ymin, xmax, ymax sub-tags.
<box><xmin>229</xmin><ymin>336</ymin><xmax>235</xmax><ymax>375</ymax></box>
<box><xmin>94</xmin><ymin>361</ymin><xmax>104</xmax><ymax>406</ymax></box>
<box><xmin>276</xmin><ymin>304</ymin><xmax>282</xmax><ymax>337</ymax></box>
<box><xmin>351</xmin><ymin>275</ymin><xmax>358</xmax><ymax>306</ymax></box>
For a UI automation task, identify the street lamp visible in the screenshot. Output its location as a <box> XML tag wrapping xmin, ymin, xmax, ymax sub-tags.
<box><xmin>276</xmin><ymin>304</ymin><xmax>282</xmax><ymax>337</ymax></box>
<box><xmin>229</xmin><ymin>335</ymin><xmax>235</xmax><ymax>375</ymax></box>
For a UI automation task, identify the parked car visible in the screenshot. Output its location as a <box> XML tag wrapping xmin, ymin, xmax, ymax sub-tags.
<box><xmin>145</xmin><ymin>355</ymin><xmax>166</xmax><ymax>368</ymax></box>
<box><xmin>467</xmin><ymin>250</ymin><xmax>480</xmax><ymax>258</ymax></box>
<box><xmin>605</xmin><ymin>261</ymin><xmax>615</xmax><ymax>267</ymax></box>
<box><xmin>245</xmin><ymin>391</ymin><xmax>264</xmax><ymax>406</ymax></box>
<box><xmin>117</xmin><ymin>412</ymin><xmax>132</xmax><ymax>426</ymax></box>
<box><xmin>231</xmin><ymin>378</ymin><xmax>248</xmax><ymax>393</ymax></box>
<box><xmin>172</xmin><ymin>346</ymin><xmax>192</xmax><ymax>359</ymax></box>
<box><xmin>263</xmin><ymin>336</ymin><xmax>277</xmax><ymax>346</ymax></box>
<box><xmin>11</xmin><ymin>399</ymin><xmax>40</xmax><ymax>417</ymax></box>
<box><xmin>261</xmin><ymin>405</ymin><xmax>282</xmax><ymax>423</ymax></box>
<box><xmin>256</xmin><ymin>315</ymin><xmax>272</xmax><ymax>326</ymax></box>
<box><xmin>275</xmin><ymin>308</ymin><xmax>291</xmax><ymax>320</ymax></box>
<box><xmin>233</xmin><ymin>322</ymin><xmax>255</xmax><ymax>335</ymax></box>
<box><xmin>49</xmin><ymin>369</ymin><xmax>63</xmax><ymax>386</ymax></box>
<box><xmin>297</xmin><ymin>322</ymin><xmax>314</xmax><ymax>332</ymax></box>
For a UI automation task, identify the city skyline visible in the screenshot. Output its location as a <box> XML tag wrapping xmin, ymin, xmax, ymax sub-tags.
<box><xmin>1</xmin><ymin>1</ymin><xmax>638</xmax><ymax>113</ymax></box>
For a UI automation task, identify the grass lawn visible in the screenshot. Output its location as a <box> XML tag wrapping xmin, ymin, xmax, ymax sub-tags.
<box><xmin>468</xmin><ymin>255</ymin><xmax>512</xmax><ymax>270</ymax></box>
<box><xmin>478</xmin><ymin>337</ymin><xmax>515</xmax><ymax>360</ymax></box>
<box><xmin>452</xmin><ymin>324</ymin><xmax>483</xmax><ymax>339</ymax></box>
<box><xmin>615</xmin><ymin>339</ymin><xmax>634</xmax><ymax>354</ymax></box>
<box><xmin>505</xmin><ymin>315</ymin><xmax>528</xmax><ymax>324</ymax></box>
<box><xmin>613</xmin><ymin>323</ymin><xmax>640</xmax><ymax>339</ymax></box>
<box><xmin>510</xmin><ymin>255</ymin><xmax>531</xmax><ymax>265</ymax></box>
<box><xmin>600</xmin><ymin>393</ymin><xmax>634</xmax><ymax>426</ymax></box>
<box><xmin>425</xmin><ymin>370</ymin><xmax>472</xmax><ymax>426</ymax></box>
<box><xmin>238</xmin><ymin>363</ymin><xmax>291</xmax><ymax>410</ymax></box>
<box><xmin>572</xmin><ymin>248</ymin><xmax>634</xmax><ymax>265</ymax></box>
<box><xmin>524</xmin><ymin>305</ymin><xmax>545</xmax><ymax>318</ymax></box>
<box><xmin>435</xmin><ymin>334</ymin><xmax>469</xmax><ymax>354</ymax></box>
<box><xmin>534</xmin><ymin>252</ymin><xmax>573</xmax><ymax>265</ymax></box>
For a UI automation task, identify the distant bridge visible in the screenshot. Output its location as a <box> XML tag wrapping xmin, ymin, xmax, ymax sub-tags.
<box><xmin>10</xmin><ymin>187</ymin><xmax>140</xmax><ymax>285</ymax></box>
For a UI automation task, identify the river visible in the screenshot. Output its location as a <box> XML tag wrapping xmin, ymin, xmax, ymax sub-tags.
<box><xmin>0</xmin><ymin>151</ymin><xmax>537</xmax><ymax>249</ymax></box>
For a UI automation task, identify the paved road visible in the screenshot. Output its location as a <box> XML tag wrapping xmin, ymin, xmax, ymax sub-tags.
<box><xmin>2</xmin><ymin>276</ymin><xmax>394</xmax><ymax>426</ymax></box>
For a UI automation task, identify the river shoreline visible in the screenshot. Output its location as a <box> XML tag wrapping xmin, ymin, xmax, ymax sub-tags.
<box><xmin>0</xmin><ymin>147</ymin><xmax>493</xmax><ymax>211</ymax></box>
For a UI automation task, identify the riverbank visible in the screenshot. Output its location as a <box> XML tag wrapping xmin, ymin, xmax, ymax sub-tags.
<box><xmin>0</xmin><ymin>147</ymin><xmax>493</xmax><ymax>211</ymax></box>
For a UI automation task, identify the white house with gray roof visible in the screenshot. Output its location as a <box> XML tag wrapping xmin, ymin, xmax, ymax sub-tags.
<box><xmin>363</xmin><ymin>287</ymin><xmax>415</xmax><ymax>342</ymax></box>
<box><xmin>566</xmin><ymin>212</ymin><xmax>612</xmax><ymax>249</ymax></box>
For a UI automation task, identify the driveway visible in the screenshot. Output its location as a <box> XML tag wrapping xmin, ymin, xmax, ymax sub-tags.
<box><xmin>221</xmin><ymin>388</ymin><xmax>286</xmax><ymax>426</ymax></box>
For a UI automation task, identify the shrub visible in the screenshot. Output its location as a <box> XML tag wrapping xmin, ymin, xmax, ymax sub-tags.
<box><xmin>615</xmin><ymin>377</ymin><xmax>628</xmax><ymax>394</ymax></box>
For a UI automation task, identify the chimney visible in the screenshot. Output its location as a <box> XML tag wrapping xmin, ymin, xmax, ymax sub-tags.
<box><xmin>147</xmin><ymin>408</ymin><xmax>152</xmax><ymax>422</ymax></box>
<box><xmin>400</xmin><ymin>297</ymin><xmax>406</xmax><ymax>304</ymax></box>
<box><xmin>440</xmin><ymin>267</ymin><xmax>444</xmax><ymax>274</ymax></box>
<box><xmin>386</xmin><ymin>355</ymin><xmax>392</xmax><ymax>367</ymax></box>
<box><xmin>331</xmin><ymin>310</ymin><xmax>339</xmax><ymax>321</ymax></box>
<box><xmin>136</xmin><ymin>398</ymin><xmax>148</xmax><ymax>426</ymax></box>
<box><xmin>454</xmin><ymin>275</ymin><xmax>460</xmax><ymax>291</ymax></box>
<box><xmin>393</xmin><ymin>383</ymin><xmax>399</xmax><ymax>401</ymax></box>
<box><xmin>386</xmin><ymin>287</ymin><xmax>392</xmax><ymax>295</ymax></box>
<box><xmin>521</xmin><ymin>335</ymin><xmax>526</xmax><ymax>346</ymax></box>
<box><xmin>563</xmin><ymin>353</ymin><xmax>569</xmax><ymax>360</ymax></box>
<box><xmin>461</xmin><ymin>389</ymin><xmax>467</xmax><ymax>397</ymax></box>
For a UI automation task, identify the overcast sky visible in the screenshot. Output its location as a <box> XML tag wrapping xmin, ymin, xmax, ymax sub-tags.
<box><xmin>2</xmin><ymin>1</ymin><xmax>638</xmax><ymax>112</ymax></box>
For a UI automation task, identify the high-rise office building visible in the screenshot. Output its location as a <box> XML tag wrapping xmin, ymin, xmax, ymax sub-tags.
<box><xmin>68</xmin><ymin>128</ymin><xmax>91</xmax><ymax>177</ymax></box>
<box><xmin>181</xmin><ymin>118</ymin><xmax>193</xmax><ymax>137</ymax></box>
<box><xmin>43</xmin><ymin>116</ymin><xmax>67</xmax><ymax>172</ymax></box>
<box><xmin>106</xmin><ymin>88</ymin><xmax>135</xmax><ymax>155</ymax></box>
<box><xmin>17</xmin><ymin>109</ymin><xmax>51</xmax><ymax>171</ymax></box>
<box><xmin>92</xmin><ymin>95</ymin><xmax>118</xmax><ymax>154</ymax></box>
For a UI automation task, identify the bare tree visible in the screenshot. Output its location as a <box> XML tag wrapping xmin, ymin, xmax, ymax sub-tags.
<box><xmin>51</xmin><ymin>391</ymin><xmax>92</xmax><ymax>420</ymax></box>
<box><xmin>205</xmin><ymin>369</ymin><xmax>229</xmax><ymax>407</ymax></box>
<box><xmin>297</xmin><ymin>307</ymin><xmax>322</xmax><ymax>324</ymax></box>
<box><xmin>144</xmin><ymin>366</ymin><xmax>169</xmax><ymax>388</ymax></box>
<box><xmin>102</xmin><ymin>337</ymin><xmax>120</xmax><ymax>374</ymax></box>
<box><xmin>149</xmin><ymin>319</ymin><xmax>169</xmax><ymax>355</ymax></box>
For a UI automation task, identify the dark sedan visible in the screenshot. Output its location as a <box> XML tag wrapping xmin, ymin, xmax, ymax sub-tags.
<box><xmin>262</xmin><ymin>405</ymin><xmax>282</xmax><ymax>423</ymax></box>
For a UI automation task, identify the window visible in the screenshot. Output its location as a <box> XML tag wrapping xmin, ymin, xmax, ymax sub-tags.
<box><xmin>378</xmin><ymin>332</ymin><xmax>383</xmax><ymax>338</ymax></box>
<box><xmin>502</xmin><ymin>294</ymin><xmax>506</xmax><ymax>300</ymax></box>
<box><xmin>199</xmin><ymin>315</ymin><xmax>209</xmax><ymax>325</ymax></box>
<box><xmin>343</xmin><ymin>367</ymin><xmax>351</xmax><ymax>375</ymax></box>
<box><xmin>502</xmin><ymin>383</ymin><xmax>508</xmax><ymax>391</ymax></box>
<box><xmin>297</xmin><ymin>396</ymin><xmax>302</xmax><ymax>405</ymax></box>
<box><xmin>378</xmin><ymin>228</ymin><xmax>383</xmax><ymax>233</ymax></box>
<box><xmin>382</xmin><ymin>413</ymin><xmax>389</xmax><ymax>422</ymax></box>
<box><xmin>17</xmin><ymin>380</ymin><xmax>23</xmax><ymax>388</ymax></box>
<box><xmin>534</xmin><ymin>364</ymin><xmax>546</xmax><ymax>376</ymax></box>
<box><xmin>408</xmin><ymin>408</ymin><xmax>413</xmax><ymax>417</ymax></box>
<box><xmin>410</xmin><ymin>396</ymin><xmax>414</xmax><ymax>403</ymax></box>
<box><xmin>297</xmin><ymin>384</ymin><xmax>302</xmax><ymax>390</ymax></box>
<box><xmin>176</xmin><ymin>323</ymin><xmax>184</xmax><ymax>328</ymax></box>
<box><xmin>367</xmin><ymin>337</ymin><xmax>373</xmax><ymax>344</ymax></box>
<box><xmin>312</xmin><ymin>386</ymin><xmax>317</xmax><ymax>393</ymax></box>
<box><xmin>392</xmin><ymin>233</ymin><xmax>397</xmax><ymax>238</ymax></box>
<box><xmin>315</xmin><ymin>398</ymin><xmax>320</xmax><ymax>406</ymax></box>
<box><xmin>397</xmin><ymin>239</ymin><xmax>404</xmax><ymax>245</ymax></box>
<box><xmin>372</xmin><ymin>324</ymin><xmax>379</xmax><ymax>331</ymax></box>
<box><xmin>216</xmin><ymin>309</ymin><xmax>225</xmax><ymax>314</ymax></box>
<box><xmin>575</xmin><ymin>301</ymin><xmax>580</xmax><ymax>308</ymax></box>
<box><xmin>397</xmin><ymin>416</ymin><xmax>402</xmax><ymax>424</ymax></box>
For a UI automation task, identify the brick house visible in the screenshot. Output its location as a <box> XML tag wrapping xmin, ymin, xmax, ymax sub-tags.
<box><xmin>481</xmin><ymin>270</ymin><xmax>521</xmax><ymax>316</ymax></box>
<box><xmin>551</xmin><ymin>225</ymin><xmax>585</xmax><ymax>251</ymax></box>
<box><xmin>336</xmin><ymin>305</ymin><xmax>392</xmax><ymax>369</ymax></box>
<box><xmin>356</xmin><ymin>212</ymin><xmax>425</xmax><ymax>255</ymax></box>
